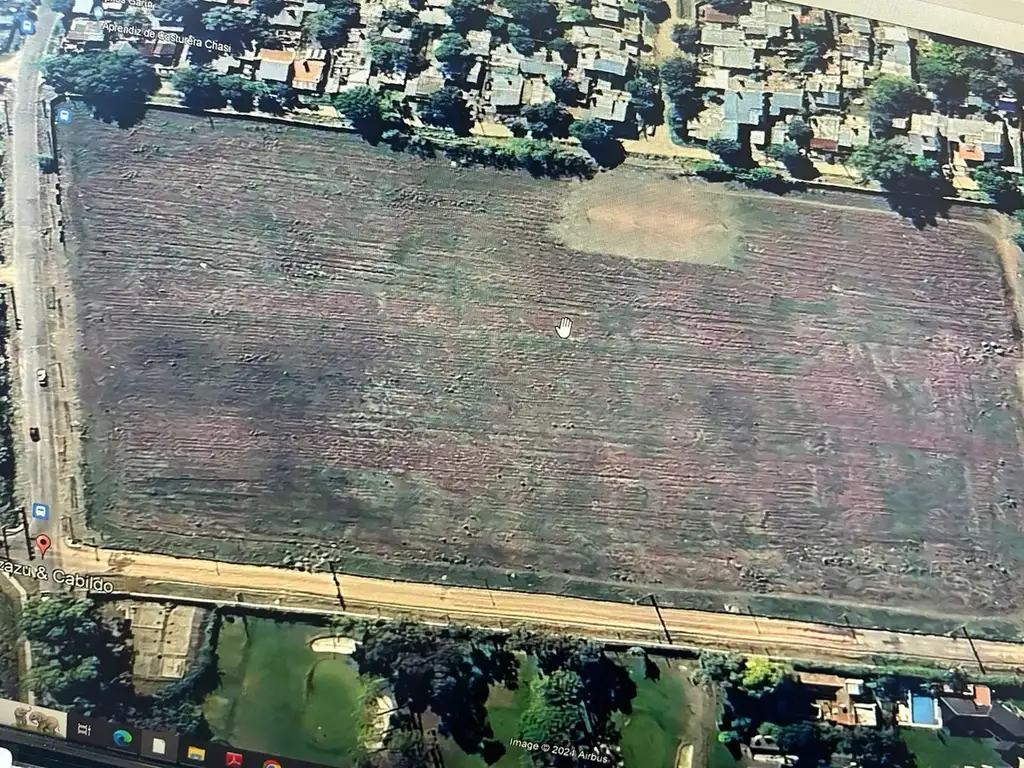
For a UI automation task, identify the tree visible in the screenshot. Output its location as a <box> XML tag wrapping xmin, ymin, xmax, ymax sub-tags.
<box><xmin>549</xmin><ymin>75</ymin><xmax>579</xmax><ymax>104</ymax></box>
<box><xmin>707</xmin><ymin>0</ymin><xmax>749</xmax><ymax>13</ymax></box>
<box><xmin>786</xmin><ymin>116</ymin><xmax>813</xmax><ymax>147</ymax></box>
<box><xmin>202</xmin><ymin>6</ymin><xmax>271</xmax><ymax>49</ymax></box>
<box><xmin>172</xmin><ymin>66</ymin><xmax>227</xmax><ymax>108</ymax></box>
<box><xmin>917</xmin><ymin>41</ymin><xmax>970</xmax><ymax>109</ymax></box>
<box><xmin>775</xmin><ymin>721</ymin><xmax>842</xmax><ymax>766</ymax></box>
<box><xmin>21</xmin><ymin>597</ymin><xmax>135</xmax><ymax>718</ymax></box>
<box><xmin>866</xmin><ymin>75</ymin><xmax>927</xmax><ymax>137</ymax></box>
<box><xmin>335</xmin><ymin>85</ymin><xmax>384</xmax><ymax>135</ymax></box>
<box><xmin>795</xmin><ymin>39</ymin><xmax>825</xmax><ymax>72</ymax></box>
<box><xmin>707</xmin><ymin>136</ymin><xmax>746</xmax><ymax>166</ymax></box>
<box><xmin>420</xmin><ymin>85</ymin><xmax>472</xmax><ymax>134</ymax></box>
<box><xmin>352</xmin><ymin>623</ymin><xmax>519</xmax><ymax>760</ymax></box>
<box><xmin>850</xmin><ymin>139</ymin><xmax>937</xmax><ymax>189</ymax></box>
<box><xmin>370</xmin><ymin>38</ymin><xmax>412</xmax><ymax>73</ymax></box>
<box><xmin>507</xmin><ymin>23</ymin><xmax>536</xmax><ymax>54</ymax></box>
<box><xmin>448</xmin><ymin>0</ymin><xmax>486</xmax><ymax>31</ymax></box>
<box><xmin>521</xmin><ymin>100</ymin><xmax>572</xmax><ymax>138</ymax></box>
<box><xmin>434</xmin><ymin>31</ymin><xmax>469</xmax><ymax>68</ymax></box>
<box><xmin>867</xmin><ymin>674</ymin><xmax>904</xmax><ymax>703</ymax></box>
<box><xmin>738</xmin><ymin>656</ymin><xmax>787</xmax><ymax>697</ymax></box>
<box><xmin>973</xmin><ymin>160</ymin><xmax>1024</xmax><ymax>211</ymax></box>
<box><xmin>306</xmin><ymin>0</ymin><xmax>359</xmax><ymax>48</ymax></box>
<box><xmin>152</xmin><ymin>0</ymin><xmax>201</xmax><ymax>24</ymax></box>
<box><xmin>692</xmin><ymin>651</ymin><xmax>744</xmax><ymax>687</ymax></box>
<box><xmin>570</xmin><ymin>116</ymin><xmax>613</xmax><ymax>150</ymax></box>
<box><xmin>660</xmin><ymin>55</ymin><xmax>699</xmax><ymax>113</ymax></box>
<box><xmin>518</xmin><ymin>670</ymin><xmax>588</xmax><ymax>747</ymax></box>
<box><xmin>561</xmin><ymin>5</ymin><xmax>591</xmax><ymax>23</ymax></box>
<box><xmin>766</xmin><ymin>140</ymin><xmax>815</xmax><ymax>178</ymax></box>
<box><xmin>671</xmin><ymin>23</ymin><xmax>700</xmax><ymax>52</ymax></box>
<box><xmin>840</xmin><ymin>727</ymin><xmax>915</xmax><ymax>768</ymax></box>
<box><xmin>255</xmin><ymin>80</ymin><xmax>297</xmax><ymax>113</ymax></box>
<box><xmin>250</xmin><ymin>0</ymin><xmax>285</xmax><ymax>16</ymax></box>
<box><xmin>38</xmin><ymin>49</ymin><xmax>159</xmax><ymax>125</ymax></box>
<box><xmin>944</xmin><ymin>666</ymin><xmax>970</xmax><ymax>695</ymax></box>
<box><xmin>625</xmin><ymin>75</ymin><xmax>662</xmax><ymax>125</ymax></box>
<box><xmin>499</xmin><ymin>0</ymin><xmax>555</xmax><ymax>24</ymax></box>
<box><xmin>636</xmin><ymin>0</ymin><xmax>669</xmax><ymax>23</ymax></box>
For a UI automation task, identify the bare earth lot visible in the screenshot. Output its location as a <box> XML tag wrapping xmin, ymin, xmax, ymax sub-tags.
<box><xmin>61</xmin><ymin>112</ymin><xmax>1024</xmax><ymax>622</ymax></box>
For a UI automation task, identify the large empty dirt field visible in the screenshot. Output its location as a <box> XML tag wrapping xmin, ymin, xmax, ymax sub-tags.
<box><xmin>60</xmin><ymin>112</ymin><xmax>1024</xmax><ymax>623</ymax></box>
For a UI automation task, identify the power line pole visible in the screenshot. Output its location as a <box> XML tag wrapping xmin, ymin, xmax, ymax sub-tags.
<box><xmin>636</xmin><ymin>593</ymin><xmax>673</xmax><ymax>645</ymax></box>
<box><xmin>20</xmin><ymin>507</ymin><xmax>32</xmax><ymax>560</ymax></box>
<box><xmin>328</xmin><ymin>561</ymin><xmax>346</xmax><ymax>611</ymax></box>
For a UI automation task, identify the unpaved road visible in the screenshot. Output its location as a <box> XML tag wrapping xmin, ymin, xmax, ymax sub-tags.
<box><xmin>62</xmin><ymin>545</ymin><xmax>1024</xmax><ymax>671</ymax></box>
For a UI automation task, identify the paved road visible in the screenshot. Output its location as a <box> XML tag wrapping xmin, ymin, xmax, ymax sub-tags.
<box><xmin>61</xmin><ymin>545</ymin><xmax>1024</xmax><ymax>671</ymax></box>
<box><xmin>9</xmin><ymin>7</ymin><xmax>64</xmax><ymax>582</ymax></box>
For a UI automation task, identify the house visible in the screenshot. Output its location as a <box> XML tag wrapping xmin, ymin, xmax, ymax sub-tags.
<box><xmin>768</xmin><ymin>90</ymin><xmax>802</xmax><ymax>116</ymax></box>
<box><xmin>797</xmin><ymin>673</ymin><xmax>879</xmax><ymax>727</ymax></box>
<box><xmin>578</xmin><ymin>49</ymin><xmax>630</xmax><ymax>80</ymax></box>
<box><xmin>946</xmin><ymin>116</ymin><xmax>1007</xmax><ymax>163</ymax></box>
<box><xmin>136</xmin><ymin>39</ymin><xmax>180</xmax><ymax>64</ymax></box>
<box><xmin>809</xmin><ymin>114</ymin><xmax>840</xmax><ymax>153</ymax></box>
<box><xmin>292</xmin><ymin>53</ymin><xmax>327</xmax><ymax>91</ymax></box>
<box><xmin>71</xmin><ymin>0</ymin><xmax>94</xmax><ymax>15</ymax></box>
<box><xmin>466</xmin><ymin>29</ymin><xmax>491</xmax><ymax>58</ymax></box>
<box><xmin>63</xmin><ymin>18</ymin><xmax>107</xmax><ymax>50</ymax></box>
<box><xmin>940</xmin><ymin>686</ymin><xmax>1024</xmax><ymax>746</ymax></box>
<box><xmin>404</xmin><ymin>67</ymin><xmax>445</xmax><ymax>98</ymax></box>
<box><xmin>489</xmin><ymin>72</ymin><xmax>524</xmax><ymax>110</ymax></box>
<box><xmin>519</xmin><ymin>52</ymin><xmax>563</xmax><ymax>79</ymax></box>
<box><xmin>590</xmin><ymin>89</ymin><xmax>631</xmax><ymax>121</ymax></box>
<box><xmin>897</xmin><ymin>693</ymin><xmax>943</xmax><ymax>729</ymax></box>
<box><xmin>702</xmin><ymin>24</ymin><xmax>746</xmax><ymax>48</ymax></box>
<box><xmin>838</xmin><ymin>116</ymin><xmax>870</xmax><ymax>149</ymax></box>
<box><xmin>712</xmin><ymin>46</ymin><xmax>756</xmax><ymax>70</ymax></box>
<box><xmin>257</xmin><ymin>48</ymin><xmax>296</xmax><ymax>83</ymax></box>
<box><xmin>268</xmin><ymin>2</ymin><xmax>304</xmax><ymax>29</ymax></box>
<box><xmin>724</xmin><ymin>89</ymin><xmax>765</xmax><ymax>127</ymax></box>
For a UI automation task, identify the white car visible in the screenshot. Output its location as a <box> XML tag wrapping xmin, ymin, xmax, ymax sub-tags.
<box><xmin>36</xmin><ymin>368</ymin><xmax>47</xmax><ymax>387</ymax></box>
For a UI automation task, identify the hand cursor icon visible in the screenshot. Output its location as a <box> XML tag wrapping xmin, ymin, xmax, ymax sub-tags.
<box><xmin>555</xmin><ymin>318</ymin><xmax>572</xmax><ymax>339</ymax></box>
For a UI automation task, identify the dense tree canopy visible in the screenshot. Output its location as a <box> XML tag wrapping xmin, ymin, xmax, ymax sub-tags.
<box><xmin>548</xmin><ymin>75</ymin><xmax>579</xmax><ymax>104</ymax></box>
<box><xmin>369</xmin><ymin>38</ymin><xmax>413</xmax><ymax>73</ymax></box>
<box><xmin>172</xmin><ymin>66</ymin><xmax>227</xmax><ymax>108</ymax></box>
<box><xmin>917</xmin><ymin>40</ymin><xmax>1003</xmax><ymax>108</ymax></box>
<box><xmin>38</xmin><ymin>50</ymin><xmax>159</xmax><ymax>124</ymax></box>
<box><xmin>448</xmin><ymin>0</ymin><xmax>488</xmax><ymax>31</ymax></box>
<box><xmin>670</xmin><ymin>23</ymin><xmax>700</xmax><ymax>52</ymax></box>
<box><xmin>420</xmin><ymin>85</ymin><xmax>472</xmax><ymax>133</ymax></box>
<box><xmin>521</xmin><ymin>100</ymin><xmax>572</xmax><ymax>138</ymax></box>
<box><xmin>335</xmin><ymin>85</ymin><xmax>385</xmax><ymax>134</ymax></box>
<box><xmin>625</xmin><ymin>75</ymin><xmax>662</xmax><ymax>125</ymax></box>
<box><xmin>202</xmin><ymin>6</ymin><xmax>271</xmax><ymax>49</ymax></box>
<box><xmin>434</xmin><ymin>31</ymin><xmax>469</xmax><ymax>68</ymax></box>
<box><xmin>972</xmin><ymin>160</ymin><xmax>1023</xmax><ymax>211</ymax></box>
<box><xmin>850</xmin><ymin>139</ymin><xmax>942</xmax><ymax>190</ymax></box>
<box><xmin>152</xmin><ymin>0</ymin><xmax>202</xmax><ymax>24</ymax></box>
<box><xmin>305</xmin><ymin>0</ymin><xmax>360</xmax><ymax>48</ymax></box>
<box><xmin>866</xmin><ymin>75</ymin><xmax>927</xmax><ymax>136</ymax></box>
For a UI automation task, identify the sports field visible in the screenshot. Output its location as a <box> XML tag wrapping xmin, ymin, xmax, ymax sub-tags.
<box><xmin>203</xmin><ymin>616</ymin><xmax>368</xmax><ymax>766</ymax></box>
<box><xmin>61</xmin><ymin>111</ymin><xmax>1024</xmax><ymax>619</ymax></box>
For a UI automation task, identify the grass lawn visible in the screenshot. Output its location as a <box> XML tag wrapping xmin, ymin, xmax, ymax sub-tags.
<box><xmin>203</xmin><ymin>616</ymin><xmax>369</xmax><ymax>767</ymax></box>
<box><xmin>444</xmin><ymin>654</ymin><xmax>690</xmax><ymax>768</ymax></box>
<box><xmin>902</xmin><ymin>729</ymin><xmax>1007</xmax><ymax>767</ymax></box>
<box><xmin>618</xmin><ymin>657</ymin><xmax>689</xmax><ymax>768</ymax></box>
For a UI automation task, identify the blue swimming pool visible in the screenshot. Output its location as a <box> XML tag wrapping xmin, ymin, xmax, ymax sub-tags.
<box><xmin>911</xmin><ymin>695</ymin><xmax>937</xmax><ymax>725</ymax></box>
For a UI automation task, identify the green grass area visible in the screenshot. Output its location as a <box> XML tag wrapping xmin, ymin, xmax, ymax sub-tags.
<box><xmin>203</xmin><ymin>616</ymin><xmax>369</xmax><ymax>767</ymax></box>
<box><xmin>619</xmin><ymin>657</ymin><xmax>689</xmax><ymax>768</ymax></box>
<box><xmin>443</xmin><ymin>655</ymin><xmax>690</xmax><ymax>768</ymax></box>
<box><xmin>902</xmin><ymin>729</ymin><xmax>1006</xmax><ymax>767</ymax></box>
<box><xmin>709</xmin><ymin>739</ymin><xmax>739</xmax><ymax>768</ymax></box>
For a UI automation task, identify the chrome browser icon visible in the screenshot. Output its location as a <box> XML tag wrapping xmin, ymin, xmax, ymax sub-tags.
<box><xmin>262</xmin><ymin>761</ymin><xmax>282</xmax><ymax>768</ymax></box>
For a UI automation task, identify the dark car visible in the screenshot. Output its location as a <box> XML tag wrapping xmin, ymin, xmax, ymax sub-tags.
<box><xmin>29</xmin><ymin>427</ymin><xmax>40</xmax><ymax>442</ymax></box>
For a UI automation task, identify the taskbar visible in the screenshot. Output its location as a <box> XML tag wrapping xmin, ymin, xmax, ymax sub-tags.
<box><xmin>0</xmin><ymin>698</ymin><xmax>325</xmax><ymax>768</ymax></box>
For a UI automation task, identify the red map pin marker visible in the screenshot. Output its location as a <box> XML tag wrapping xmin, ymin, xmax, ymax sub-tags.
<box><xmin>35</xmin><ymin>534</ymin><xmax>51</xmax><ymax>558</ymax></box>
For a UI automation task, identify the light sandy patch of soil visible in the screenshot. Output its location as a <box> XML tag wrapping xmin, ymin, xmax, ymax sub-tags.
<box><xmin>310</xmin><ymin>635</ymin><xmax>358</xmax><ymax>654</ymax></box>
<box><xmin>365</xmin><ymin>694</ymin><xmax>397</xmax><ymax>751</ymax></box>
<box><xmin>551</xmin><ymin>173</ymin><xmax>738</xmax><ymax>265</ymax></box>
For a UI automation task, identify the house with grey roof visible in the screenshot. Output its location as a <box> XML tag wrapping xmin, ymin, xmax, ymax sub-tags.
<box><xmin>712</xmin><ymin>46</ymin><xmax>756</xmax><ymax>70</ymax></box>
<box><xmin>768</xmin><ymin>90</ymin><xmax>803</xmax><ymax>115</ymax></box>
<box><xmin>489</xmin><ymin>72</ymin><xmax>525</xmax><ymax>110</ymax></box>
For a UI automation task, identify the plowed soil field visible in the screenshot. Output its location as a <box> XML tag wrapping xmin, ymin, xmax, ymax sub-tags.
<box><xmin>61</xmin><ymin>111</ymin><xmax>1024</xmax><ymax>623</ymax></box>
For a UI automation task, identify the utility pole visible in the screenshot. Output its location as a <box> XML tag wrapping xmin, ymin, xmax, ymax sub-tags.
<box><xmin>20</xmin><ymin>507</ymin><xmax>32</xmax><ymax>560</ymax></box>
<box><xmin>328</xmin><ymin>561</ymin><xmax>346</xmax><ymax>611</ymax></box>
<box><xmin>952</xmin><ymin>625</ymin><xmax>985</xmax><ymax>675</ymax></box>
<box><xmin>635</xmin><ymin>593</ymin><xmax>673</xmax><ymax>645</ymax></box>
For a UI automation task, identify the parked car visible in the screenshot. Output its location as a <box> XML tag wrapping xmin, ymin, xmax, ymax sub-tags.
<box><xmin>29</xmin><ymin>427</ymin><xmax>40</xmax><ymax>442</ymax></box>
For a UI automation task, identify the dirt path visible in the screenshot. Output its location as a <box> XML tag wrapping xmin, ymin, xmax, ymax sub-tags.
<box><xmin>987</xmin><ymin>214</ymin><xmax>1024</xmax><ymax>402</ymax></box>
<box><xmin>62</xmin><ymin>545</ymin><xmax>1024</xmax><ymax>671</ymax></box>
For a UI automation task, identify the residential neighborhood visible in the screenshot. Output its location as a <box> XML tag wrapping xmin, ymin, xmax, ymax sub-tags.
<box><xmin>39</xmin><ymin>0</ymin><xmax>1024</xmax><ymax>196</ymax></box>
